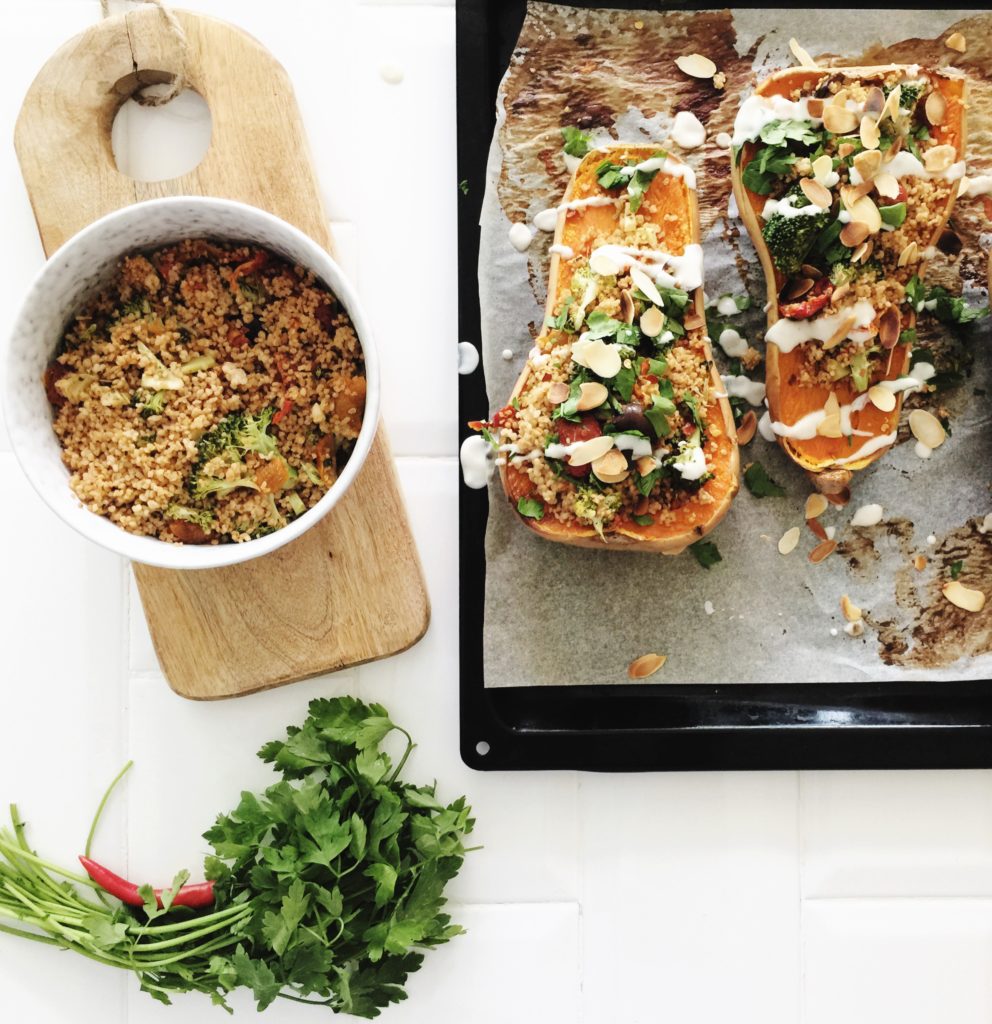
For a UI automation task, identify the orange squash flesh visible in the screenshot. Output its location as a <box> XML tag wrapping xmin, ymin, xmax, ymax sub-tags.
<box><xmin>732</xmin><ymin>66</ymin><xmax>967</xmax><ymax>478</ymax></box>
<box><xmin>500</xmin><ymin>145</ymin><xmax>739</xmax><ymax>552</ymax></box>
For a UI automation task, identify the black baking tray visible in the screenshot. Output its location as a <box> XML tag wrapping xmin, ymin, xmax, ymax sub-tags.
<box><xmin>457</xmin><ymin>0</ymin><xmax>992</xmax><ymax>770</ymax></box>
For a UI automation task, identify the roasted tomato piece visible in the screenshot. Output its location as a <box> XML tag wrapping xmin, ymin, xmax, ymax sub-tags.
<box><xmin>555</xmin><ymin>414</ymin><xmax>602</xmax><ymax>478</ymax></box>
<box><xmin>780</xmin><ymin>277</ymin><xmax>833</xmax><ymax>320</ymax></box>
<box><xmin>44</xmin><ymin>361</ymin><xmax>69</xmax><ymax>409</ymax></box>
<box><xmin>167</xmin><ymin>520</ymin><xmax>211</xmax><ymax>544</ymax></box>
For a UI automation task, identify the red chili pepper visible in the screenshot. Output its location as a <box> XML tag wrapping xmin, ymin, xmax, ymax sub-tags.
<box><xmin>79</xmin><ymin>856</ymin><xmax>214</xmax><ymax>910</ymax></box>
<box><xmin>272</xmin><ymin>398</ymin><xmax>294</xmax><ymax>425</ymax></box>
<box><xmin>780</xmin><ymin>277</ymin><xmax>833</xmax><ymax>321</ymax></box>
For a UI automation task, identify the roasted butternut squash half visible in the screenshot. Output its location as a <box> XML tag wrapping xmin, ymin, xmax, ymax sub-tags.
<box><xmin>731</xmin><ymin>65</ymin><xmax>966</xmax><ymax>490</ymax></box>
<box><xmin>478</xmin><ymin>145</ymin><xmax>739</xmax><ymax>552</ymax></box>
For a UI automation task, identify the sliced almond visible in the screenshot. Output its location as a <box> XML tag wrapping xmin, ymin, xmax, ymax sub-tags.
<box><xmin>807</xmin><ymin>97</ymin><xmax>826</xmax><ymax>120</ymax></box>
<box><xmin>817</xmin><ymin>414</ymin><xmax>843</xmax><ymax>438</ymax></box>
<box><xmin>924</xmin><ymin>144</ymin><xmax>956</xmax><ymax>174</ymax></box>
<box><xmin>805</xmin><ymin>492</ymin><xmax>829</xmax><ymax>519</ymax></box>
<box><xmin>914</xmin><ymin>554</ymin><xmax>927</xmax><ymax>571</ymax></box>
<box><xmin>782</xmin><ymin>276</ymin><xmax>815</xmax><ymax>301</ymax></box>
<box><xmin>878</xmin><ymin>306</ymin><xmax>901</xmax><ymax>350</ymax></box>
<box><xmin>885</xmin><ymin>134</ymin><xmax>904</xmax><ymax>160</ymax></box>
<box><xmin>635</xmin><ymin>455</ymin><xmax>659</xmax><ymax>476</ymax></box>
<box><xmin>568</xmin><ymin>434</ymin><xmax>615</xmax><ymax>467</ymax></box>
<box><xmin>851</xmin><ymin>195</ymin><xmax>882</xmax><ymax>234</ymax></box>
<box><xmin>627</xmin><ymin>653</ymin><xmax>667</xmax><ymax>679</ymax></box>
<box><xmin>586</xmin><ymin>341</ymin><xmax>622</xmax><ymax>379</ymax></box>
<box><xmin>737</xmin><ymin>410</ymin><xmax>757</xmax><ymax>445</ymax></box>
<box><xmin>864</xmin><ymin>86</ymin><xmax>885</xmax><ymax>117</ymax></box>
<box><xmin>831</xmin><ymin>88</ymin><xmax>850</xmax><ymax>108</ymax></box>
<box><xmin>576</xmin><ymin>381</ymin><xmax>608</xmax><ymax>411</ymax></box>
<box><xmin>800</xmin><ymin>176</ymin><xmax>832</xmax><ymax>209</ymax></box>
<box><xmin>852</xmin><ymin>240</ymin><xmax>873</xmax><ymax>265</ymax></box>
<box><xmin>592</xmin><ymin>448</ymin><xmax>629</xmax><ymax>483</ymax></box>
<box><xmin>789</xmin><ymin>37</ymin><xmax>818</xmax><ymax>68</ymax></box>
<box><xmin>868</xmin><ymin>384</ymin><xmax>896</xmax><ymax>412</ymax></box>
<box><xmin>620</xmin><ymin>289</ymin><xmax>636</xmax><ymax>325</ymax></box>
<box><xmin>631</xmin><ymin>266</ymin><xmax>664</xmax><ymax>307</ymax></box>
<box><xmin>809</xmin><ymin>539</ymin><xmax>838</xmax><ymax>564</ymax></box>
<box><xmin>547</xmin><ymin>381</ymin><xmax>570</xmax><ymax>405</ymax></box>
<box><xmin>640</xmin><ymin>305</ymin><xmax>665</xmax><ymax>338</ymax></box>
<box><xmin>778</xmin><ymin>526</ymin><xmax>801</xmax><ymax>555</ymax></box>
<box><xmin>845</xmin><ymin>620</ymin><xmax>866</xmax><ymax>637</ymax></box>
<box><xmin>840</xmin><ymin>220</ymin><xmax>870</xmax><ymax>248</ymax></box>
<box><xmin>811</xmin><ymin>154</ymin><xmax>834</xmax><ymax>183</ymax></box>
<box><xmin>683</xmin><ymin>311</ymin><xmax>706</xmax><ymax>331</ymax></box>
<box><xmin>825</xmin><ymin>488</ymin><xmax>851</xmax><ymax>507</ymax></box>
<box><xmin>823</xmin><ymin>104</ymin><xmax>858</xmax><ymax>135</ymax></box>
<box><xmin>860</xmin><ymin>114</ymin><xmax>880</xmax><ymax>151</ymax></box>
<box><xmin>675</xmin><ymin>53</ymin><xmax>717</xmax><ymax>79</ymax></box>
<box><xmin>874</xmin><ymin>171</ymin><xmax>900</xmax><ymax>200</ymax></box>
<box><xmin>841</xmin><ymin>180</ymin><xmax>875</xmax><ymax>208</ymax></box>
<box><xmin>946</xmin><ymin>31</ymin><xmax>967</xmax><ymax>54</ymax></box>
<box><xmin>840</xmin><ymin>594</ymin><xmax>863</xmax><ymax>622</ymax></box>
<box><xmin>832</xmin><ymin>282</ymin><xmax>851</xmax><ymax>304</ymax></box>
<box><xmin>943</xmin><ymin>580</ymin><xmax>985</xmax><ymax>613</ymax></box>
<box><xmin>807</xmin><ymin>516</ymin><xmax>828</xmax><ymax>541</ymax></box>
<box><xmin>880</xmin><ymin>84</ymin><xmax>902</xmax><ymax>123</ymax></box>
<box><xmin>853</xmin><ymin>149</ymin><xmax>883</xmax><ymax>181</ymax></box>
<box><xmin>925</xmin><ymin>89</ymin><xmax>947</xmax><ymax>126</ymax></box>
<box><xmin>589</xmin><ymin>249</ymin><xmax>621</xmax><ymax>276</ymax></box>
<box><xmin>801</xmin><ymin>263</ymin><xmax>824</xmax><ymax>280</ymax></box>
<box><xmin>908</xmin><ymin>409</ymin><xmax>946</xmax><ymax>449</ymax></box>
<box><xmin>837</xmin><ymin>142</ymin><xmax>855</xmax><ymax>158</ymax></box>
<box><xmin>898</xmin><ymin>240</ymin><xmax>919</xmax><ymax>268</ymax></box>
<box><xmin>824</xmin><ymin>315</ymin><xmax>857</xmax><ymax>351</ymax></box>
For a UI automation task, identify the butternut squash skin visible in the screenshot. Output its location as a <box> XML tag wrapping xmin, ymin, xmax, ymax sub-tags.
<box><xmin>731</xmin><ymin>66</ymin><xmax>967</xmax><ymax>483</ymax></box>
<box><xmin>500</xmin><ymin>145</ymin><xmax>739</xmax><ymax>552</ymax></box>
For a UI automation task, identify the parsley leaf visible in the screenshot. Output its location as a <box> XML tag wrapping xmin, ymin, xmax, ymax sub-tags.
<box><xmin>950</xmin><ymin>560</ymin><xmax>964</xmax><ymax>580</ymax></box>
<box><xmin>743</xmin><ymin>461</ymin><xmax>786</xmax><ymax>498</ymax></box>
<box><xmin>561</xmin><ymin>126</ymin><xmax>592</xmax><ymax>157</ymax></box>
<box><xmin>690</xmin><ymin>539</ymin><xmax>722</xmax><ymax>569</ymax></box>
<box><xmin>517</xmin><ymin>497</ymin><xmax>544</xmax><ymax>520</ymax></box>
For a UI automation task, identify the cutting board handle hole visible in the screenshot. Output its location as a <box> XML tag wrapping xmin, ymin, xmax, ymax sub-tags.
<box><xmin>111</xmin><ymin>78</ymin><xmax>211</xmax><ymax>183</ymax></box>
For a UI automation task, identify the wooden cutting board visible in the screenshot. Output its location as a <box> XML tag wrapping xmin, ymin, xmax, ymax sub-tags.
<box><xmin>14</xmin><ymin>6</ymin><xmax>430</xmax><ymax>699</ymax></box>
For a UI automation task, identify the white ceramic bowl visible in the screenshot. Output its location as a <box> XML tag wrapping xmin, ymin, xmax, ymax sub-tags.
<box><xmin>3</xmin><ymin>197</ymin><xmax>379</xmax><ymax>570</ymax></box>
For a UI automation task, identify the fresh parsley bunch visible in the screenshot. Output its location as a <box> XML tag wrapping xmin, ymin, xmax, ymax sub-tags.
<box><xmin>0</xmin><ymin>698</ymin><xmax>474</xmax><ymax>1020</ymax></box>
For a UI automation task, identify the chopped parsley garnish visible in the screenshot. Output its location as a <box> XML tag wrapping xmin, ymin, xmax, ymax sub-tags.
<box><xmin>633</xmin><ymin>514</ymin><xmax>655</xmax><ymax>526</ymax></box>
<box><xmin>950</xmin><ymin>559</ymin><xmax>964</xmax><ymax>580</ymax></box>
<box><xmin>517</xmin><ymin>497</ymin><xmax>544</xmax><ymax>520</ymax></box>
<box><xmin>743</xmin><ymin>461</ymin><xmax>786</xmax><ymax>498</ymax></box>
<box><xmin>690</xmin><ymin>539</ymin><xmax>722</xmax><ymax>569</ymax></box>
<box><xmin>561</xmin><ymin>126</ymin><xmax>592</xmax><ymax>157</ymax></box>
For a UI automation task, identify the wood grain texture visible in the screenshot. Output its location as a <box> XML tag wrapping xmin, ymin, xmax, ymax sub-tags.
<box><xmin>14</xmin><ymin>6</ymin><xmax>430</xmax><ymax>698</ymax></box>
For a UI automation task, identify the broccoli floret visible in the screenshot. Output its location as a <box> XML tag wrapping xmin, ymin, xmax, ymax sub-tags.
<box><xmin>849</xmin><ymin>350</ymin><xmax>872</xmax><ymax>392</ymax></box>
<box><xmin>191</xmin><ymin>474</ymin><xmax>260</xmax><ymax>502</ymax></box>
<box><xmin>286</xmin><ymin>491</ymin><xmax>306</xmax><ymax>517</ymax></box>
<box><xmin>136</xmin><ymin>341</ymin><xmax>184</xmax><ymax>392</ymax></box>
<box><xmin>188</xmin><ymin>409</ymin><xmax>281</xmax><ymax>500</ymax></box>
<box><xmin>761</xmin><ymin>183</ymin><xmax>831</xmax><ymax>277</ymax></box>
<box><xmin>232</xmin><ymin>407</ymin><xmax>278</xmax><ymax>459</ymax></box>
<box><xmin>137</xmin><ymin>389</ymin><xmax>168</xmax><ymax>418</ymax></box>
<box><xmin>165</xmin><ymin>504</ymin><xmax>216</xmax><ymax>528</ymax></box>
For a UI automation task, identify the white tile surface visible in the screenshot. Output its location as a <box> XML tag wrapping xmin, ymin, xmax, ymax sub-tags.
<box><xmin>803</xmin><ymin>899</ymin><xmax>992</xmax><ymax>1024</ymax></box>
<box><xmin>801</xmin><ymin>771</ymin><xmax>992</xmax><ymax>897</ymax></box>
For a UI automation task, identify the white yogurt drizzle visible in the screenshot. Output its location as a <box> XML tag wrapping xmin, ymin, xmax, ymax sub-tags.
<box><xmin>831</xmin><ymin>431</ymin><xmax>899</xmax><ymax>466</ymax></box>
<box><xmin>508</xmin><ymin>222</ymin><xmax>533</xmax><ymax>252</ymax></box>
<box><xmin>718</xmin><ymin>327</ymin><xmax>748</xmax><ymax>357</ymax></box>
<box><xmin>533</xmin><ymin>196</ymin><xmax>618</xmax><ymax>232</ymax></box>
<box><xmin>849</xmin><ymin>150</ymin><xmax>966</xmax><ymax>186</ymax></box>
<box><xmin>460</xmin><ymin>435</ymin><xmax>493</xmax><ymax>488</ymax></box>
<box><xmin>670</xmin><ymin>111</ymin><xmax>707</xmax><ymax>151</ymax></box>
<box><xmin>771</xmin><ymin>392</ymin><xmax>875</xmax><ymax>441</ymax></box>
<box><xmin>616</xmin><ymin>156</ymin><xmax>697</xmax><ymax>190</ymax></box>
<box><xmin>674</xmin><ymin>441</ymin><xmax>708</xmax><ymax>481</ymax></box>
<box><xmin>731</xmin><ymin>94</ymin><xmax>823</xmax><ymax>147</ymax></box>
<box><xmin>765</xmin><ymin>300</ymin><xmax>876</xmax><ymax>354</ymax></box>
<box><xmin>961</xmin><ymin>174</ymin><xmax>992</xmax><ymax>198</ymax></box>
<box><xmin>721</xmin><ymin>374</ymin><xmax>765</xmax><ymax>406</ymax></box>
<box><xmin>716</xmin><ymin>296</ymin><xmax>740</xmax><ymax>317</ymax></box>
<box><xmin>549</xmin><ymin>244</ymin><xmax>575</xmax><ymax>258</ymax></box>
<box><xmin>587</xmin><ymin>243</ymin><xmax>704</xmax><ymax>292</ymax></box>
<box><xmin>761</xmin><ymin>195</ymin><xmax>825</xmax><ymax>220</ymax></box>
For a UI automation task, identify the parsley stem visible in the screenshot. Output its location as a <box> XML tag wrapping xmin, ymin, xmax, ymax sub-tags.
<box><xmin>387</xmin><ymin>729</ymin><xmax>416</xmax><ymax>783</ymax></box>
<box><xmin>132</xmin><ymin>900</ymin><xmax>252</xmax><ymax>935</ymax></box>
<box><xmin>83</xmin><ymin>760</ymin><xmax>134</xmax><ymax>912</ymax></box>
<box><xmin>127</xmin><ymin>908</ymin><xmax>253</xmax><ymax>952</ymax></box>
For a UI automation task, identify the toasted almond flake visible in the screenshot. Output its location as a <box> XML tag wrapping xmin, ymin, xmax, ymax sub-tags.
<box><xmin>683</xmin><ymin>311</ymin><xmax>705</xmax><ymax>331</ymax></box>
<box><xmin>943</xmin><ymin>580</ymin><xmax>985</xmax><ymax>612</ymax></box>
<box><xmin>547</xmin><ymin>381</ymin><xmax>570</xmax><ymax>405</ymax></box>
<box><xmin>914</xmin><ymin>554</ymin><xmax>927</xmax><ymax>571</ymax></box>
<box><xmin>631</xmin><ymin>266</ymin><xmax>664</xmax><ymax>307</ymax></box>
<box><xmin>909</xmin><ymin>408</ymin><xmax>946</xmax><ymax>449</ymax></box>
<box><xmin>825</xmin><ymin>489</ymin><xmax>851</xmax><ymax>507</ymax></box>
<box><xmin>737</xmin><ymin>410</ymin><xmax>757</xmax><ymax>445</ymax></box>
<box><xmin>801</xmin><ymin>263</ymin><xmax>823</xmax><ymax>279</ymax></box>
<box><xmin>589</xmin><ymin>249</ymin><xmax>621</xmax><ymax>276</ymax></box>
<box><xmin>924</xmin><ymin>144</ymin><xmax>956</xmax><ymax>174</ymax></box>
<box><xmin>851</xmin><ymin>240</ymin><xmax>873</xmax><ymax>264</ymax></box>
<box><xmin>807</xmin><ymin>97</ymin><xmax>825</xmax><ymax>119</ymax></box>
<box><xmin>778</xmin><ymin>526</ymin><xmax>801</xmax><ymax>555</ymax></box>
<box><xmin>807</xmin><ymin>516</ymin><xmax>828</xmax><ymax>541</ymax></box>
<box><xmin>878</xmin><ymin>305</ymin><xmax>901</xmax><ymax>350</ymax></box>
<box><xmin>568</xmin><ymin>434</ymin><xmax>615</xmax><ymax>467</ymax></box>
<box><xmin>844</xmin><ymin>620</ymin><xmax>865</xmax><ymax>637</ymax></box>
<box><xmin>840</xmin><ymin>221</ymin><xmax>870</xmax><ymax>248</ymax></box>
<box><xmin>823</xmin><ymin>315</ymin><xmax>857</xmax><ymax>351</ymax></box>
<box><xmin>880</xmin><ymin>84</ymin><xmax>901</xmax><ymax>123</ymax></box>
<box><xmin>850</xmin><ymin>503</ymin><xmax>883</xmax><ymax>527</ymax></box>
<box><xmin>800</xmin><ymin>176</ymin><xmax>832</xmax><ymax>209</ymax></box>
<box><xmin>823</xmin><ymin>104</ymin><xmax>858</xmax><ymax>135</ymax></box>
<box><xmin>885</xmin><ymin>134</ymin><xmax>904</xmax><ymax>160</ymax></box>
<box><xmin>831</xmin><ymin>88</ymin><xmax>850</xmax><ymax>108</ymax></box>
<box><xmin>576</xmin><ymin>381</ymin><xmax>608</xmax><ymax>412</ymax></box>
<box><xmin>627</xmin><ymin>653</ymin><xmax>667</xmax><ymax>679</ymax></box>
<box><xmin>864</xmin><ymin>86</ymin><xmax>885</xmax><ymax>117</ymax></box>
<box><xmin>824</xmin><ymin>392</ymin><xmax>840</xmax><ymax>416</ymax></box>
<box><xmin>811</xmin><ymin>154</ymin><xmax>833</xmax><ymax>182</ymax></box>
<box><xmin>809</xmin><ymin>539</ymin><xmax>838</xmax><ymax>564</ymax></box>
<box><xmin>805</xmin><ymin>493</ymin><xmax>828</xmax><ymax>519</ymax></box>
<box><xmin>868</xmin><ymin>383</ymin><xmax>897</xmax><ymax>412</ymax></box>
<box><xmin>675</xmin><ymin>52</ymin><xmax>717</xmax><ymax>79</ymax></box>
<box><xmin>789</xmin><ymin>37</ymin><xmax>818</xmax><ymax>68</ymax></box>
<box><xmin>586</xmin><ymin>341</ymin><xmax>623</xmax><ymax>378</ymax></box>
<box><xmin>859</xmin><ymin>114</ymin><xmax>880</xmax><ymax>151</ymax></box>
<box><xmin>832</xmin><ymin>282</ymin><xmax>851</xmax><ymax>303</ymax></box>
<box><xmin>837</xmin><ymin>142</ymin><xmax>855</xmax><ymax>158</ymax></box>
<box><xmin>640</xmin><ymin>305</ymin><xmax>665</xmax><ymax>338</ymax></box>
<box><xmin>925</xmin><ymin>89</ymin><xmax>947</xmax><ymax>126</ymax></box>
<box><xmin>853</xmin><ymin>149</ymin><xmax>883</xmax><ymax>181</ymax></box>
<box><xmin>817</xmin><ymin>414</ymin><xmax>843</xmax><ymax>438</ymax></box>
<box><xmin>840</xmin><ymin>594</ymin><xmax>863</xmax><ymax>622</ymax></box>
<box><xmin>874</xmin><ymin>171</ymin><xmax>900</xmax><ymax>199</ymax></box>
<box><xmin>946</xmin><ymin>31</ymin><xmax>967</xmax><ymax>53</ymax></box>
<box><xmin>898</xmin><ymin>240</ymin><xmax>919</xmax><ymax>267</ymax></box>
<box><xmin>851</xmin><ymin>195</ymin><xmax>882</xmax><ymax>234</ymax></box>
<box><xmin>635</xmin><ymin>455</ymin><xmax>658</xmax><ymax>476</ymax></box>
<box><xmin>592</xmin><ymin>448</ymin><xmax>629</xmax><ymax>483</ymax></box>
<box><xmin>782</xmin><ymin>276</ymin><xmax>814</xmax><ymax>301</ymax></box>
<box><xmin>620</xmin><ymin>289</ymin><xmax>636</xmax><ymax>325</ymax></box>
